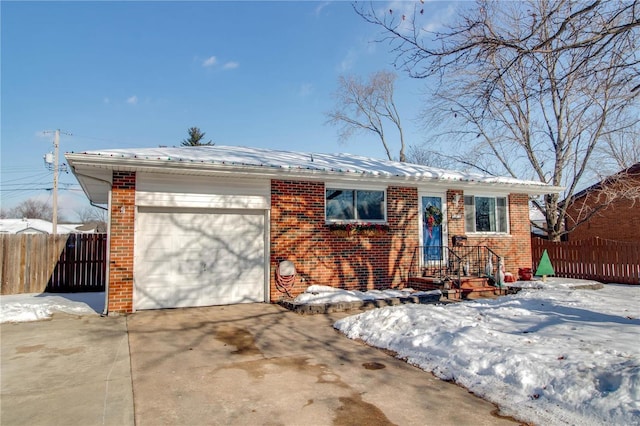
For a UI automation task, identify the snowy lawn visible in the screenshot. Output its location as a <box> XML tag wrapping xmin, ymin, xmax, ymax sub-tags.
<box><xmin>0</xmin><ymin>292</ymin><xmax>104</xmax><ymax>323</ymax></box>
<box><xmin>334</xmin><ymin>278</ymin><xmax>640</xmax><ymax>426</ymax></box>
<box><xmin>293</xmin><ymin>284</ymin><xmax>441</xmax><ymax>304</ymax></box>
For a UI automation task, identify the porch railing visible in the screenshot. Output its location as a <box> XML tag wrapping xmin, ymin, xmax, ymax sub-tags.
<box><xmin>410</xmin><ymin>245</ymin><xmax>504</xmax><ymax>288</ymax></box>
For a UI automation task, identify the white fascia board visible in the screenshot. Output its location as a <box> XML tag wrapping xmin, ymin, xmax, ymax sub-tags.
<box><xmin>437</xmin><ymin>181</ymin><xmax>564</xmax><ymax>196</ymax></box>
<box><xmin>67</xmin><ymin>163</ymin><xmax>113</xmax><ymax>205</ymax></box>
<box><xmin>65</xmin><ymin>154</ymin><xmax>563</xmax><ymax>196</ymax></box>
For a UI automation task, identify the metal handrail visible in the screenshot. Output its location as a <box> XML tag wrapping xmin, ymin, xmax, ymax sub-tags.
<box><xmin>411</xmin><ymin>245</ymin><xmax>504</xmax><ymax>288</ymax></box>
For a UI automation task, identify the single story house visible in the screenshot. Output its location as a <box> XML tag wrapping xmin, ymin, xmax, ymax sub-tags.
<box><xmin>66</xmin><ymin>145</ymin><xmax>561</xmax><ymax>314</ymax></box>
<box><xmin>0</xmin><ymin>218</ymin><xmax>83</xmax><ymax>234</ymax></box>
<box><xmin>564</xmin><ymin>162</ymin><xmax>640</xmax><ymax>242</ymax></box>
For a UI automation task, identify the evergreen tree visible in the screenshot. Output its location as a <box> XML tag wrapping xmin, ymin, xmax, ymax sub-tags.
<box><xmin>181</xmin><ymin>127</ymin><xmax>213</xmax><ymax>146</ymax></box>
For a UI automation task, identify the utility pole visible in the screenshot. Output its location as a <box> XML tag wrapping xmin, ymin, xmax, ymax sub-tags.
<box><xmin>43</xmin><ymin>129</ymin><xmax>70</xmax><ymax>236</ymax></box>
<box><xmin>52</xmin><ymin>129</ymin><xmax>60</xmax><ymax>236</ymax></box>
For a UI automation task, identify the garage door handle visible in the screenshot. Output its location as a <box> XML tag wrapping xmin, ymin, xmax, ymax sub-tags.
<box><xmin>201</xmin><ymin>262</ymin><xmax>207</xmax><ymax>272</ymax></box>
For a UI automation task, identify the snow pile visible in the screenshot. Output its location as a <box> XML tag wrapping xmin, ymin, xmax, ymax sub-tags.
<box><xmin>293</xmin><ymin>285</ymin><xmax>441</xmax><ymax>305</ymax></box>
<box><xmin>508</xmin><ymin>277</ymin><xmax>603</xmax><ymax>290</ymax></box>
<box><xmin>335</xmin><ymin>281</ymin><xmax>640</xmax><ymax>426</ymax></box>
<box><xmin>0</xmin><ymin>292</ymin><xmax>104</xmax><ymax>323</ymax></box>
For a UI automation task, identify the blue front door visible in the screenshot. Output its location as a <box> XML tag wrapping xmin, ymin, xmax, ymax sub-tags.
<box><xmin>422</xmin><ymin>196</ymin><xmax>443</xmax><ymax>262</ymax></box>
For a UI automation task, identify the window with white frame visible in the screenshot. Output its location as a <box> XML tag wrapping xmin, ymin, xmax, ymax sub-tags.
<box><xmin>325</xmin><ymin>188</ymin><xmax>386</xmax><ymax>222</ymax></box>
<box><xmin>464</xmin><ymin>195</ymin><xmax>508</xmax><ymax>233</ymax></box>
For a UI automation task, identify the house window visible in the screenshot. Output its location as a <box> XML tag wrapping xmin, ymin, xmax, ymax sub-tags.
<box><xmin>464</xmin><ymin>195</ymin><xmax>508</xmax><ymax>233</ymax></box>
<box><xmin>326</xmin><ymin>189</ymin><xmax>386</xmax><ymax>222</ymax></box>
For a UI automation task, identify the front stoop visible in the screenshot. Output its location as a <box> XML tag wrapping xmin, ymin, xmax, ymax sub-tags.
<box><xmin>462</xmin><ymin>286</ymin><xmax>515</xmax><ymax>299</ymax></box>
<box><xmin>408</xmin><ymin>276</ymin><xmax>521</xmax><ymax>300</ymax></box>
<box><xmin>279</xmin><ymin>293</ymin><xmax>443</xmax><ymax>315</ymax></box>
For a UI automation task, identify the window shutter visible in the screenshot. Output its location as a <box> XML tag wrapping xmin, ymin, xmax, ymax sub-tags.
<box><xmin>497</xmin><ymin>197</ymin><xmax>508</xmax><ymax>233</ymax></box>
<box><xmin>464</xmin><ymin>196</ymin><xmax>475</xmax><ymax>232</ymax></box>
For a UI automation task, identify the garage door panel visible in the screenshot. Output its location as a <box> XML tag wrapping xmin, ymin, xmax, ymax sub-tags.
<box><xmin>134</xmin><ymin>210</ymin><xmax>265</xmax><ymax>310</ymax></box>
<box><xmin>135</xmin><ymin>286</ymin><xmax>206</xmax><ymax>310</ymax></box>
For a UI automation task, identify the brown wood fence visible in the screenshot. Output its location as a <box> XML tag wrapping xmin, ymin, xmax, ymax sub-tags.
<box><xmin>0</xmin><ymin>233</ymin><xmax>107</xmax><ymax>295</ymax></box>
<box><xmin>531</xmin><ymin>237</ymin><xmax>640</xmax><ymax>285</ymax></box>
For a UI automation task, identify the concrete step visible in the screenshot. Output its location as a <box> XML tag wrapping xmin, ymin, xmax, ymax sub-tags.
<box><xmin>462</xmin><ymin>286</ymin><xmax>521</xmax><ymax>299</ymax></box>
<box><xmin>459</xmin><ymin>277</ymin><xmax>490</xmax><ymax>289</ymax></box>
<box><xmin>409</xmin><ymin>276</ymin><xmax>521</xmax><ymax>301</ymax></box>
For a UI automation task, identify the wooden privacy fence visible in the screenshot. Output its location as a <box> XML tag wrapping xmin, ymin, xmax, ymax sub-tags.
<box><xmin>0</xmin><ymin>233</ymin><xmax>107</xmax><ymax>295</ymax></box>
<box><xmin>532</xmin><ymin>237</ymin><xmax>640</xmax><ymax>285</ymax></box>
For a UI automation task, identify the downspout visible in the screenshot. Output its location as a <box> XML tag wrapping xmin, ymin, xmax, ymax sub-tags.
<box><xmin>103</xmin><ymin>190</ymin><xmax>112</xmax><ymax>316</ymax></box>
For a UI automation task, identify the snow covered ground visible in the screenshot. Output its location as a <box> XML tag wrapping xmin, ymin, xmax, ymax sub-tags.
<box><xmin>333</xmin><ymin>278</ymin><xmax>640</xmax><ymax>426</ymax></box>
<box><xmin>293</xmin><ymin>284</ymin><xmax>441</xmax><ymax>304</ymax></box>
<box><xmin>2</xmin><ymin>280</ymin><xmax>638</xmax><ymax>425</ymax></box>
<box><xmin>0</xmin><ymin>292</ymin><xmax>104</xmax><ymax>323</ymax></box>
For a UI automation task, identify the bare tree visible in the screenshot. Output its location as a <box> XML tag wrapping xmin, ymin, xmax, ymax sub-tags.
<box><xmin>406</xmin><ymin>145</ymin><xmax>455</xmax><ymax>169</ymax></box>
<box><xmin>76</xmin><ymin>206</ymin><xmax>107</xmax><ymax>222</ymax></box>
<box><xmin>356</xmin><ymin>0</ymin><xmax>640</xmax><ymax>241</ymax></box>
<box><xmin>75</xmin><ymin>206</ymin><xmax>107</xmax><ymax>232</ymax></box>
<box><xmin>326</xmin><ymin>71</ymin><xmax>407</xmax><ymax>162</ymax></box>
<box><xmin>6</xmin><ymin>198</ymin><xmax>61</xmax><ymax>221</ymax></box>
<box><xmin>592</xmin><ymin>120</ymin><xmax>640</xmax><ymax>174</ymax></box>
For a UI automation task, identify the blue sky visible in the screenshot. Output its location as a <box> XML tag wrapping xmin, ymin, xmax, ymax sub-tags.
<box><xmin>1</xmin><ymin>1</ymin><xmax>457</xmax><ymax>220</ymax></box>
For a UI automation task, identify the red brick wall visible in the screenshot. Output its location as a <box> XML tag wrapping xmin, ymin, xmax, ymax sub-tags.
<box><xmin>270</xmin><ymin>180</ymin><xmax>419</xmax><ymax>301</ymax></box>
<box><xmin>107</xmin><ymin>174</ymin><xmax>534</xmax><ymax>310</ymax></box>
<box><xmin>447</xmin><ymin>190</ymin><xmax>465</xmax><ymax>237</ymax></box>
<box><xmin>565</xmin><ymin>176</ymin><xmax>640</xmax><ymax>242</ymax></box>
<box><xmin>449</xmin><ymin>192</ymin><xmax>532</xmax><ymax>275</ymax></box>
<box><xmin>108</xmin><ymin>171</ymin><xmax>136</xmax><ymax>313</ymax></box>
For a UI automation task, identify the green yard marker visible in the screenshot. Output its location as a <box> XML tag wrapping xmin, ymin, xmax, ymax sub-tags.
<box><xmin>535</xmin><ymin>249</ymin><xmax>555</xmax><ymax>282</ymax></box>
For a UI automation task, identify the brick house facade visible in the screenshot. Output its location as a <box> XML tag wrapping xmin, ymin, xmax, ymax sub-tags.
<box><xmin>270</xmin><ymin>180</ymin><xmax>419</xmax><ymax>300</ymax></box>
<box><xmin>66</xmin><ymin>146</ymin><xmax>560</xmax><ymax>314</ymax></box>
<box><xmin>269</xmin><ymin>181</ymin><xmax>532</xmax><ymax>301</ymax></box>
<box><xmin>447</xmin><ymin>192</ymin><xmax>532</xmax><ymax>278</ymax></box>
<box><xmin>564</xmin><ymin>163</ymin><xmax>640</xmax><ymax>242</ymax></box>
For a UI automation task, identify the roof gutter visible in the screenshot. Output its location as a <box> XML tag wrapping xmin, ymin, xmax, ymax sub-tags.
<box><xmin>66</xmin><ymin>154</ymin><xmax>564</xmax><ymax>196</ymax></box>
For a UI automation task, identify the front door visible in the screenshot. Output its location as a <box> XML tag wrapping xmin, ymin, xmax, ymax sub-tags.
<box><xmin>422</xmin><ymin>196</ymin><xmax>444</xmax><ymax>263</ymax></box>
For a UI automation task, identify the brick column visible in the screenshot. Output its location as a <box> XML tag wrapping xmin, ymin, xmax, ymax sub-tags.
<box><xmin>108</xmin><ymin>171</ymin><xmax>136</xmax><ymax>314</ymax></box>
<box><xmin>508</xmin><ymin>193</ymin><xmax>532</xmax><ymax>270</ymax></box>
<box><xmin>446</xmin><ymin>190</ymin><xmax>465</xmax><ymax>240</ymax></box>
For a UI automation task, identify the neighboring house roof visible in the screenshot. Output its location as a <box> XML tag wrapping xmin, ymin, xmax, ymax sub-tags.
<box><xmin>0</xmin><ymin>219</ymin><xmax>83</xmax><ymax>234</ymax></box>
<box><xmin>66</xmin><ymin>145</ymin><xmax>563</xmax><ymax>205</ymax></box>
<box><xmin>75</xmin><ymin>221</ymin><xmax>107</xmax><ymax>233</ymax></box>
<box><xmin>529</xmin><ymin>206</ymin><xmax>547</xmax><ymax>236</ymax></box>
<box><xmin>563</xmin><ymin>162</ymin><xmax>640</xmax><ymax>205</ymax></box>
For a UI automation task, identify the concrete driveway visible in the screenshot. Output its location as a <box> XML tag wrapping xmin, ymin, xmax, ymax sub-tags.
<box><xmin>128</xmin><ymin>303</ymin><xmax>518</xmax><ymax>426</ymax></box>
<box><xmin>0</xmin><ymin>313</ymin><xmax>134</xmax><ymax>426</ymax></box>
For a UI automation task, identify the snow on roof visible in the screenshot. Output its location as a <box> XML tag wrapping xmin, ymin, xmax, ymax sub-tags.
<box><xmin>529</xmin><ymin>206</ymin><xmax>546</xmax><ymax>222</ymax></box>
<box><xmin>0</xmin><ymin>219</ymin><xmax>82</xmax><ymax>234</ymax></box>
<box><xmin>67</xmin><ymin>145</ymin><xmax>558</xmax><ymax>191</ymax></box>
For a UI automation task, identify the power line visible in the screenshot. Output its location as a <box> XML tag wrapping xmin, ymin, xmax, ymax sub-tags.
<box><xmin>2</xmin><ymin>168</ymin><xmax>51</xmax><ymax>174</ymax></box>
<box><xmin>1</xmin><ymin>183</ymin><xmax>55</xmax><ymax>188</ymax></box>
<box><xmin>1</xmin><ymin>172</ymin><xmax>52</xmax><ymax>184</ymax></box>
<box><xmin>0</xmin><ymin>186</ymin><xmax>80</xmax><ymax>192</ymax></box>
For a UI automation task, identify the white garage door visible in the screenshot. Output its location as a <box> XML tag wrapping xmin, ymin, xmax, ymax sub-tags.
<box><xmin>134</xmin><ymin>208</ymin><xmax>266</xmax><ymax>310</ymax></box>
